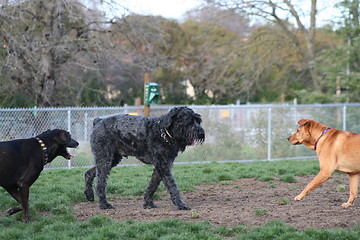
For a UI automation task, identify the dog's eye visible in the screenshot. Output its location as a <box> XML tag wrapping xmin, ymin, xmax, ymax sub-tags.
<box><xmin>194</xmin><ymin>117</ymin><xmax>202</xmax><ymax>124</ymax></box>
<box><xmin>194</xmin><ymin>119</ymin><xmax>201</xmax><ymax>125</ymax></box>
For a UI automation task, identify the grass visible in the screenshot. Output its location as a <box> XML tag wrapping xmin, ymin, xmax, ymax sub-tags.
<box><xmin>1</xmin><ymin>159</ymin><xmax>359</xmax><ymax>239</ymax></box>
<box><xmin>336</xmin><ymin>185</ymin><xmax>346</xmax><ymax>192</ymax></box>
<box><xmin>278</xmin><ymin>198</ymin><xmax>289</xmax><ymax>205</ymax></box>
<box><xmin>254</xmin><ymin>209</ymin><xmax>269</xmax><ymax>216</ymax></box>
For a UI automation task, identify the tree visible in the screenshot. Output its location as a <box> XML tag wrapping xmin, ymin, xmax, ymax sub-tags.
<box><xmin>239</xmin><ymin>24</ymin><xmax>303</xmax><ymax>102</ymax></box>
<box><xmin>180</xmin><ymin>19</ymin><xmax>246</xmax><ymax>104</ymax></box>
<box><xmin>205</xmin><ymin>0</ymin><xmax>322</xmax><ymax>91</ymax></box>
<box><xmin>108</xmin><ymin>15</ymin><xmax>191</xmax><ymax>104</ymax></box>
<box><xmin>314</xmin><ymin>0</ymin><xmax>360</xmax><ymax>102</ymax></box>
<box><xmin>184</xmin><ymin>4</ymin><xmax>252</xmax><ymax>37</ymax></box>
<box><xmin>0</xmin><ymin>0</ymin><xmax>111</xmax><ymax>107</ymax></box>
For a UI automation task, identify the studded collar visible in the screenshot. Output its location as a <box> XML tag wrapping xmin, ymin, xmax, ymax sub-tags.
<box><xmin>35</xmin><ymin>137</ymin><xmax>49</xmax><ymax>165</ymax></box>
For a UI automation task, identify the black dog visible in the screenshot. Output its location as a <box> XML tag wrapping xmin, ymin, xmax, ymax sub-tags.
<box><xmin>84</xmin><ymin>107</ymin><xmax>205</xmax><ymax>210</ymax></box>
<box><xmin>0</xmin><ymin>129</ymin><xmax>79</xmax><ymax>222</ymax></box>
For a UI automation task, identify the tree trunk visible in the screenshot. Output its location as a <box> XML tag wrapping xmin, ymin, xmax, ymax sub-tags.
<box><xmin>307</xmin><ymin>0</ymin><xmax>321</xmax><ymax>91</ymax></box>
<box><xmin>35</xmin><ymin>1</ymin><xmax>64</xmax><ymax>107</ymax></box>
<box><xmin>284</xmin><ymin>0</ymin><xmax>320</xmax><ymax>91</ymax></box>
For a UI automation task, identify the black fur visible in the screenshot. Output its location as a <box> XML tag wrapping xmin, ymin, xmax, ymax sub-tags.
<box><xmin>84</xmin><ymin>107</ymin><xmax>205</xmax><ymax>210</ymax></box>
<box><xmin>0</xmin><ymin>129</ymin><xmax>79</xmax><ymax>222</ymax></box>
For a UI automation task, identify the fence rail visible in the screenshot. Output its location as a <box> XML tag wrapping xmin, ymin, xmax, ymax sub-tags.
<box><xmin>1</xmin><ymin>103</ymin><xmax>360</xmax><ymax>169</ymax></box>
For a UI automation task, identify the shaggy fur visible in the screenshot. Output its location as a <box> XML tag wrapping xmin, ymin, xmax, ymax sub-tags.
<box><xmin>84</xmin><ymin>107</ymin><xmax>205</xmax><ymax>210</ymax></box>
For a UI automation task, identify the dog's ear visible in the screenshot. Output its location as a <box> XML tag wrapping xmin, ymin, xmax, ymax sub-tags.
<box><xmin>93</xmin><ymin>118</ymin><xmax>102</xmax><ymax>127</ymax></box>
<box><xmin>298</xmin><ymin>119</ymin><xmax>310</xmax><ymax>126</ymax></box>
<box><xmin>54</xmin><ymin>130</ymin><xmax>68</xmax><ymax>145</ymax></box>
<box><xmin>160</xmin><ymin>107</ymin><xmax>181</xmax><ymax>129</ymax></box>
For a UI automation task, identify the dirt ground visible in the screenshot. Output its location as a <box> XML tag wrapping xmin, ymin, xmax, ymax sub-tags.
<box><xmin>74</xmin><ymin>174</ymin><xmax>360</xmax><ymax>229</ymax></box>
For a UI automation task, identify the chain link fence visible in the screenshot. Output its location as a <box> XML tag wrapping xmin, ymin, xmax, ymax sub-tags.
<box><xmin>1</xmin><ymin>103</ymin><xmax>360</xmax><ymax>169</ymax></box>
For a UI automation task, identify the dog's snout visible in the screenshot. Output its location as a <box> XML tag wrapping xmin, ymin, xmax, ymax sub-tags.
<box><xmin>198</xmin><ymin>128</ymin><xmax>205</xmax><ymax>139</ymax></box>
<box><xmin>68</xmin><ymin>139</ymin><xmax>79</xmax><ymax>148</ymax></box>
<box><xmin>287</xmin><ymin>136</ymin><xmax>290</xmax><ymax>141</ymax></box>
<box><xmin>199</xmin><ymin>132</ymin><xmax>205</xmax><ymax>139</ymax></box>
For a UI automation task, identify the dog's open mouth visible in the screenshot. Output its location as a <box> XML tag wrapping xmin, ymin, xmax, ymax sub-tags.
<box><xmin>189</xmin><ymin>138</ymin><xmax>205</xmax><ymax>146</ymax></box>
<box><xmin>66</xmin><ymin>149</ymin><xmax>75</xmax><ymax>159</ymax></box>
<box><xmin>63</xmin><ymin>149</ymin><xmax>75</xmax><ymax>160</ymax></box>
<box><xmin>64</xmin><ymin>145</ymin><xmax>78</xmax><ymax>159</ymax></box>
<box><xmin>65</xmin><ymin>140</ymin><xmax>79</xmax><ymax>159</ymax></box>
<box><xmin>290</xmin><ymin>141</ymin><xmax>301</xmax><ymax>145</ymax></box>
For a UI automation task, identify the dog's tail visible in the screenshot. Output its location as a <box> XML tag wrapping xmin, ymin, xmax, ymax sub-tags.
<box><xmin>93</xmin><ymin>117</ymin><xmax>102</xmax><ymax>127</ymax></box>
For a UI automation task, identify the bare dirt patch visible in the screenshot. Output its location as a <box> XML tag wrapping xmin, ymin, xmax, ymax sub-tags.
<box><xmin>74</xmin><ymin>174</ymin><xmax>360</xmax><ymax>229</ymax></box>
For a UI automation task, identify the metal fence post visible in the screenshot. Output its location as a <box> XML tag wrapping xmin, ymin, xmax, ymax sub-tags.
<box><xmin>343</xmin><ymin>105</ymin><xmax>347</xmax><ymax>131</ymax></box>
<box><xmin>267</xmin><ymin>107</ymin><xmax>272</xmax><ymax>161</ymax></box>
<box><xmin>67</xmin><ymin>110</ymin><xmax>72</xmax><ymax>169</ymax></box>
<box><xmin>84</xmin><ymin>112</ymin><xmax>88</xmax><ymax>142</ymax></box>
<box><xmin>67</xmin><ymin>110</ymin><xmax>71</xmax><ymax>133</ymax></box>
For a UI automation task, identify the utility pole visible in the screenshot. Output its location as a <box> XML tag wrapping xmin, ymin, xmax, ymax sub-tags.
<box><xmin>144</xmin><ymin>72</ymin><xmax>151</xmax><ymax>116</ymax></box>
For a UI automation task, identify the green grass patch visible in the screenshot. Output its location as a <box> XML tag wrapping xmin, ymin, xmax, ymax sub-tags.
<box><xmin>2</xmin><ymin>159</ymin><xmax>360</xmax><ymax>239</ymax></box>
<box><xmin>336</xmin><ymin>185</ymin><xmax>346</xmax><ymax>192</ymax></box>
<box><xmin>254</xmin><ymin>209</ymin><xmax>269</xmax><ymax>216</ymax></box>
<box><xmin>278</xmin><ymin>197</ymin><xmax>289</xmax><ymax>205</ymax></box>
<box><xmin>279</xmin><ymin>175</ymin><xmax>297</xmax><ymax>183</ymax></box>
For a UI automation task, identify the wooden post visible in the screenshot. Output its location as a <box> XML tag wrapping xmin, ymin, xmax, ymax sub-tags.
<box><xmin>144</xmin><ymin>72</ymin><xmax>151</xmax><ymax>116</ymax></box>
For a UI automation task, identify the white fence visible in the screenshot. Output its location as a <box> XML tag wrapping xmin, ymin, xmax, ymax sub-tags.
<box><xmin>1</xmin><ymin>103</ymin><xmax>360</xmax><ymax>169</ymax></box>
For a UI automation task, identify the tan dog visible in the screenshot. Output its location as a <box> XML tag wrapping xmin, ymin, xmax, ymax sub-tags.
<box><xmin>288</xmin><ymin>119</ymin><xmax>360</xmax><ymax>207</ymax></box>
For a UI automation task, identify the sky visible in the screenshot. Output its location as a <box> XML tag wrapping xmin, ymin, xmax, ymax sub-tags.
<box><xmin>112</xmin><ymin>0</ymin><xmax>342</xmax><ymax>26</ymax></box>
<box><xmin>118</xmin><ymin>0</ymin><xmax>203</xmax><ymax>21</ymax></box>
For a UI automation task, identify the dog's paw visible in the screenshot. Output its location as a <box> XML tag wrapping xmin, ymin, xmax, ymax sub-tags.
<box><xmin>294</xmin><ymin>194</ymin><xmax>304</xmax><ymax>201</ymax></box>
<box><xmin>84</xmin><ymin>190</ymin><xmax>95</xmax><ymax>202</ymax></box>
<box><xmin>99</xmin><ymin>202</ymin><xmax>115</xmax><ymax>210</ymax></box>
<box><xmin>341</xmin><ymin>202</ymin><xmax>352</xmax><ymax>208</ymax></box>
<box><xmin>143</xmin><ymin>202</ymin><xmax>158</xmax><ymax>209</ymax></box>
<box><xmin>23</xmin><ymin>216</ymin><xmax>32</xmax><ymax>223</ymax></box>
<box><xmin>6</xmin><ymin>206</ymin><xmax>22</xmax><ymax>216</ymax></box>
<box><xmin>177</xmin><ymin>204</ymin><xmax>191</xmax><ymax>210</ymax></box>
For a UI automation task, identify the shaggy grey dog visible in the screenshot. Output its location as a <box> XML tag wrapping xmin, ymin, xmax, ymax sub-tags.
<box><xmin>84</xmin><ymin>107</ymin><xmax>205</xmax><ymax>210</ymax></box>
